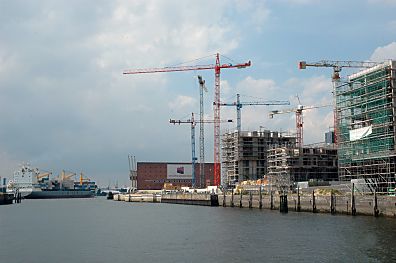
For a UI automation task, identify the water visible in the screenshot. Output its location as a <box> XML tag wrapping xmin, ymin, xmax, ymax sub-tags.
<box><xmin>1</xmin><ymin>198</ymin><xmax>396</xmax><ymax>263</ymax></box>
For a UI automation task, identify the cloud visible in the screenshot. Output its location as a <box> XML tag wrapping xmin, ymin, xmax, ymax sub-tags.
<box><xmin>168</xmin><ymin>95</ymin><xmax>197</xmax><ymax>112</ymax></box>
<box><xmin>222</xmin><ymin>75</ymin><xmax>333</xmax><ymax>143</ymax></box>
<box><xmin>236</xmin><ymin>76</ymin><xmax>278</xmax><ymax>98</ymax></box>
<box><xmin>370</xmin><ymin>42</ymin><xmax>396</xmax><ymax>61</ymax></box>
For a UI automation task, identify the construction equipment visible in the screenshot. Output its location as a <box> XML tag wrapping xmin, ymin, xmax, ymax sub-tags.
<box><xmin>79</xmin><ymin>172</ymin><xmax>90</xmax><ymax>186</ymax></box>
<box><xmin>170</xmin><ymin>113</ymin><xmax>233</xmax><ymax>188</ymax></box>
<box><xmin>298</xmin><ymin>60</ymin><xmax>381</xmax><ymax>144</ymax></box>
<box><xmin>215</xmin><ymin>93</ymin><xmax>290</xmax><ymax>132</ymax></box>
<box><xmin>36</xmin><ymin>171</ymin><xmax>52</xmax><ymax>181</ymax></box>
<box><xmin>128</xmin><ymin>155</ymin><xmax>137</xmax><ymax>192</ymax></box>
<box><xmin>124</xmin><ymin>53</ymin><xmax>251</xmax><ymax>186</ymax></box>
<box><xmin>60</xmin><ymin>170</ymin><xmax>76</xmax><ymax>181</ymax></box>
<box><xmin>269</xmin><ymin>99</ymin><xmax>331</xmax><ymax>148</ymax></box>
<box><xmin>197</xmin><ymin>76</ymin><xmax>208</xmax><ymax>189</ymax></box>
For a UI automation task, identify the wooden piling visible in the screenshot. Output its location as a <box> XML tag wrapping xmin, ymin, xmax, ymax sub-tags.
<box><xmin>248</xmin><ymin>192</ymin><xmax>252</xmax><ymax>208</ymax></box>
<box><xmin>259</xmin><ymin>189</ymin><xmax>263</xmax><ymax>209</ymax></box>
<box><xmin>297</xmin><ymin>187</ymin><xmax>301</xmax><ymax>212</ymax></box>
<box><xmin>374</xmin><ymin>190</ymin><xmax>379</xmax><ymax>217</ymax></box>
<box><xmin>312</xmin><ymin>190</ymin><xmax>317</xmax><ymax>213</ymax></box>
<box><xmin>351</xmin><ymin>183</ymin><xmax>356</xmax><ymax>216</ymax></box>
<box><xmin>279</xmin><ymin>194</ymin><xmax>288</xmax><ymax>213</ymax></box>
<box><xmin>270</xmin><ymin>191</ymin><xmax>274</xmax><ymax>210</ymax></box>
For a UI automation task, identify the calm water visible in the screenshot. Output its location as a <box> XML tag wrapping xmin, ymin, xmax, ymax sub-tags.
<box><xmin>1</xmin><ymin>198</ymin><xmax>396</xmax><ymax>263</ymax></box>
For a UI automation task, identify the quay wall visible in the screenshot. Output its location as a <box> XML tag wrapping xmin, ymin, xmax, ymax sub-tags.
<box><xmin>112</xmin><ymin>192</ymin><xmax>396</xmax><ymax>217</ymax></box>
<box><xmin>218</xmin><ymin>193</ymin><xmax>396</xmax><ymax>217</ymax></box>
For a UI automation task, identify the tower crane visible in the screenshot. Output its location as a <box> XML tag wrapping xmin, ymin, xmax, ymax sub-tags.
<box><xmin>170</xmin><ymin>113</ymin><xmax>233</xmax><ymax>188</ymax></box>
<box><xmin>269</xmin><ymin>103</ymin><xmax>331</xmax><ymax>148</ymax></box>
<box><xmin>298</xmin><ymin>60</ymin><xmax>381</xmax><ymax>144</ymax></box>
<box><xmin>215</xmin><ymin>93</ymin><xmax>290</xmax><ymax>132</ymax></box>
<box><xmin>124</xmin><ymin>53</ymin><xmax>251</xmax><ymax>186</ymax></box>
<box><xmin>197</xmin><ymin>76</ymin><xmax>208</xmax><ymax>189</ymax></box>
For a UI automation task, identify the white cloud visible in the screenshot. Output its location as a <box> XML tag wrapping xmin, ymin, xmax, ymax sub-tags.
<box><xmin>370</xmin><ymin>42</ymin><xmax>396</xmax><ymax>61</ymax></box>
<box><xmin>236</xmin><ymin>76</ymin><xmax>278</xmax><ymax>98</ymax></box>
<box><xmin>168</xmin><ymin>95</ymin><xmax>197</xmax><ymax>112</ymax></box>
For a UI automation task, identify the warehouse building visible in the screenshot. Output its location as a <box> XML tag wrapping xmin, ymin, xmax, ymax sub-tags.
<box><xmin>137</xmin><ymin>162</ymin><xmax>215</xmax><ymax>190</ymax></box>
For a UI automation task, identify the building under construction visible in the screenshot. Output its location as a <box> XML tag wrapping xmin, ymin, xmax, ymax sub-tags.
<box><xmin>267</xmin><ymin>145</ymin><xmax>338</xmax><ymax>190</ymax></box>
<box><xmin>336</xmin><ymin>60</ymin><xmax>396</xmax><ymax>192</ymax></box>
<box><xmin>222</xmin><ymin>130</ymin><xmax>296</xmax><ymax>187</ymax></box>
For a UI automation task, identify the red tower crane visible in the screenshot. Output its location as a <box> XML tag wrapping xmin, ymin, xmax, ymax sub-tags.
<box><xmin>124</xmin><ymin>53</ymin><xmax>251</xmax><ymax>186</ymax></box>
<box><xmin>269</xmin><ymin>103</ymin><xmax>331</xmax><ymax>148</ymax></box>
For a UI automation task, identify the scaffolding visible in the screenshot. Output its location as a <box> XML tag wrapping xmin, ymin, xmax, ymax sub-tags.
<box><xmin>336</xmin><ymin>60</ymin><xmax>396</xmax><ymax>193</ymax></box>
<box><xmin>267</xmin><ymin>146</ymin><xmax>338</xmax><ymax>192</ymax></box>
<box><xmin>222</xmin><ymin>130</ymin><xmax>296</xmax><ymax>187</ymax></box>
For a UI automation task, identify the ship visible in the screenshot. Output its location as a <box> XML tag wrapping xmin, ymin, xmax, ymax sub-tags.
<box><xmin>26</xmin><ymin>170</ymin><xmax>96</xmax><ymax>199</ymax></box>
<box><xmin>8</xmin><ymin>164</ymin><xmax>96</xmax><ymax>199</ymax></box>
<box><xmin>6</xmin><ymin>164</ymin><xmax>36</xmax><ymax>198</ymax></box>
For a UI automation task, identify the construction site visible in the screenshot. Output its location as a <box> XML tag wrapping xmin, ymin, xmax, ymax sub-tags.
<box><xmin>124</xmin><ymin>55</ymin><xmax>396</xmax><ymax>196</ymax></box>
<box><xmin>336</xmin><ymin>60</ymin><xmax>396</xmax><ymax>193</ymax></box>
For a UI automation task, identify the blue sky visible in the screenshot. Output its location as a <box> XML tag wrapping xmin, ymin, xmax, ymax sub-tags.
<box><xmin>0</xmin><ymin>0</ymin><xmax>395</xmax><ymax>186</ymax></box>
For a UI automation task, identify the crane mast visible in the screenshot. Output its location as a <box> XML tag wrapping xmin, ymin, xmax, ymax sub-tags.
<box><xmin>269</xmin><ymin>104</ymin><xmax>331</xmax><ymax>148</ymax></box>
<box><xmin>170</xmin><ymin>114</ymin><xmax>232</xmax><ymax>188</ymax></box>
<box><xmin>198</xmin><ymin>76</ymin><xmax>207</xmax><ymax>188</ymax></box>
<box><xmin>216</xmin><ymin>93</ymin><xmax>290</xmax><ymax>132</ymax></box>
<box><xmin>124</xmin><ymin>53</ymin><xmax>251</xmax><ymax>186</ymax></box>
<box><xmin>299</xmin><ymin>60</ymin><xmax>381</xmax><ymax>144</ymax></box>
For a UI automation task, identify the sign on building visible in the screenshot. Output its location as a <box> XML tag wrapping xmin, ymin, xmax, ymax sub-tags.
<box><xmin>167</xmin><ymin>164</ymin><xmax>192</xmax><ymax>179</ymax></box>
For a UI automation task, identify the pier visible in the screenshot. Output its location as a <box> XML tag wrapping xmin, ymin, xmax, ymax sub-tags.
<box><xmin>112</xmin><ymin>190</ymin><xmax>396</xmax><ymax>217</ymax></box>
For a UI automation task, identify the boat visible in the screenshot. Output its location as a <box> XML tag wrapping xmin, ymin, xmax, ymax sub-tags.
<box><xmin>0</xmin><ymin>192</ymin><xmax>14</xmax><ymax>205</ymax></box>
<box><xmin>6</xmin><ymin>164</ymin><xmax>36</xmax><ymax>198</ymax></box>
<box><xmin>27</xmin><ymin>189</ymin><xmax>94</xmax><ymax>199</ymax></box>
<box><xmin>7</xmin><ymin>164</ymin><xmax>96</xmax><ymax>199</ymax></box>
<box><xmin>26</xmin><ymin>171</ymin><xmax>96</xmax><ymax>199</ymax></box>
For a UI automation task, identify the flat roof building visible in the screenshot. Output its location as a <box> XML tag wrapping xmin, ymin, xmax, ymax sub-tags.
<box><xmin>137</xmin><ymin>162</ymin><xmax>214</xmax><ymax>190</ymax></box>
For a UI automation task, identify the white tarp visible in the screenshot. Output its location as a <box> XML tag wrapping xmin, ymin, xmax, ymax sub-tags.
<box><xmin>167</xmin><ymin>164</ymin><xmax>192</xmax><ymax>179</ymax></box>
<box><xmin>349</xmin><ymin>126</ymin><xmax>372</xmax><ymax>141</ymax></box>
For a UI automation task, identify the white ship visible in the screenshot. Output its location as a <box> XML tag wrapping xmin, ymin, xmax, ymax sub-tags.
<box><xmin>6</xmin><ymin>164</ymin><xmax>37</xmax><ymax>198</ymax></box>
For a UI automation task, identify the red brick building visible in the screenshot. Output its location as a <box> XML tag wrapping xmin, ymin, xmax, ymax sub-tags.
<box><xmin>137</xmin><ymin>162</ymin><xmax>215</xmax><ymax>190</ymax></box>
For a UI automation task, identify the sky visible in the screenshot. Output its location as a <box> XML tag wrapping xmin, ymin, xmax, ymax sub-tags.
<box><xmin>0</xmin><ymin>0</ymin><xmax>396</xmax><ymax>187</ymax></box>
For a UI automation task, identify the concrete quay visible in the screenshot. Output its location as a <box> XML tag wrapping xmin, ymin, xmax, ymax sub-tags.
<box><xmin>112</xmin><ymin>191</ymin><xmax>396</xmax><ymax>217</ymax></box>
<box><xmin>113</xmin><ymin>192</ymin><xmax>219</xmax><ymax>206</ymax></box>
<box><xmin>218</xmin><ymin>191</ymin><xmax>396</xmax><ymax>217</ymax></box>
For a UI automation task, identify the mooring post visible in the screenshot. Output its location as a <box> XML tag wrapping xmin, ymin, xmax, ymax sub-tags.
<box><xmin>330</xmin><ymin>191</ymin><xmax>335</xmax><ymax>214</ymax></box>
<box><xmin>223</xmin><ymin>190</ymin><xmax>226</xmax><ymax>207</ymax></box>
<box><xmin>231</xmin><ymin>190</ymin><xmax>234</xmax><ymax>207</ymax></box>
<box><xmin>346</xmin><ymin>200</ymin><xmax>349</xmax><ymax>215</ymax></box>
<box><xmin>280</xmin><ymin>194</ymin><xmax>288</xmax><ymax>213</ymax></box>
<box><xmin>351</xmin><ymin>183</ymin><xmax>356</xmax><ymax>216</ymax></box>
<box><xmin>297</xmin><ymin>187</ymin><xmax>301</xmax><ymax>212</ymax></box>
<box><xmin>374</xmin><ymin>189</ymin><xmax>379</xmax><ymax>217</ymax></box>
<box><xmin>259</xmin><ymin>188</ymin><xmax>263</xmax><ymax>209</ymax></box>
<box><xmin>248</xmin><ymin>192</ymin><xmax>252</xmax><ymax>208</ymax></box>
<box><xmin>239</xmin><ymin>191</ymin><xmax>243</xmax><ymax>208</ymax></box>
<box><xmin>312</xmin><ymin>190</ymin><xmax>317</xmax><ymax>213</ymax></box>
<box><xmin>270</xmin><ymin>191</ymin><xmax>274</xmax><ymax>210</ymax></box>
